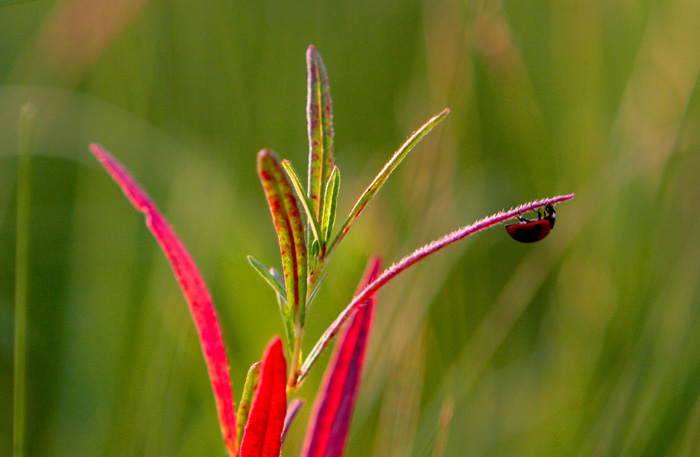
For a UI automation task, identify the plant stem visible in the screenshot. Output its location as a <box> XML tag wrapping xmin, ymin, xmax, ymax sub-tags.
<box><xmin>14</xmin><ymin>103</ymin><xmax>36</xmax><ymax>457</ymax></box>
<box><xmin>287</xmin><ymin>322</ymin><xmax>303</xmax><ymax>392</ymax></box>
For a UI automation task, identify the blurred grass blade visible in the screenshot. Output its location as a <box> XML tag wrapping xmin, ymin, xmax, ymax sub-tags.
<box><xmin>247</xmin><ymin>255</ymin><xmax>288</xmax><ymax>304</ymax></box>
<box><xmin>300</xmin><ymin>257</ymin><xmax>381</xmax><ymax>457</ymax></box>
<box><xmin>281</xmin><ymin>399</ymin><xmax>305</xmax><ymax>445</ymax></box>
<box><xmin>328</xmin><ymin>108</ymin><xmax>449</xmax><ymax>253</ymax></box>
<box><xmin>281</xmin><ymin>159</ymin><xmax>322</xmax><ymax>243</ymax></box>
<box><xmin>236</xmin><ymin>362</ymin><xmax>261</xmax><ymax>446</ymax></box>
<box><xmin>239</xmin><ymin>337</ymin><xmax>288</xmax><ymax>457</ymax></box>
<box><xmin>306</xmin><ymin>45</ymin><xmax>335</xmax><ymax>218</ymax></box>
<box><xmin>258</xmin><ymin>150</ymin><xmax>308</xmax><ymax>324</ymax></box>
<box><xmin>14</xmin><ymin>103</ymin><xmax>36</xmax><ymax>457</ymax></box>
<box><xmin>321</xmin><ymin>166</ymin><xmax>340</xmax><ymax>247</ymax></box>
<box><xmin>90</xmin><ymin>143</ymin><xmax>239</xmax><ymax>456</ymax></box>
<box><xmin>431</xmin><ymin>398</ymin><xmax>454</xmax><ymax>457</ymax></box>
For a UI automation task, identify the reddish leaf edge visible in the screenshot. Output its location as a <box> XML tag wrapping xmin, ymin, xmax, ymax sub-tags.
<box><xmin>239</xmin><ymin>337</ymin><xmax>288</xmax><ymax>457</ymax></box>
<box><xmin>89</xmin><ymin>143</ymin><xmax>239</xmax><ymax>456</ymax></box>
<box><xmin>300</xmin><ymin>257</ymin><xmax>381</xmax><ymax>457</ymax></box>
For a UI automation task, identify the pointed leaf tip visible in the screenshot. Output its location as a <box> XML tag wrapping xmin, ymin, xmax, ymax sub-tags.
<box><xmin>306</xmin><ymin>46</ymin><xmax>335</xmax><ymax>219</ymax></box>
<box><xmin>329</xmin><ymin>109</ymin><xmax>449</xmax><ymax>253</ymax></box>
<box><xmin>240</xmin><ymin>337</ymin><xmax>288</xmax><ymax>457</ymax></box>
<box><xmin>300</xmin><ymin>257</ymin><xmax>381</xmax><ymax>457</ymax></box>
<box><xmin>90</xmin><ymin>143</ymin><xmax>238</xmax><ymax>455</ymax></box>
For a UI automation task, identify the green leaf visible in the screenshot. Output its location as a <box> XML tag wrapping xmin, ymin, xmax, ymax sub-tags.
<box><xmin>309</xmin><ymin>240</ymin><xmax>320</xmax><ymax>271</ymax></box>
<box><xmin>321</xmin><ymin>166</ymin><xmax>340</xmax><ymax>247</ymax></box>
<box><xmin>328</xmin><ymin>108</ymin><xmax>449</xmax><ymax>254</ymax></box>
<box><xmin>247</xmin><ymin>255</ymin><xmax>288</xmax><ymax>304</ymax></box>
<box><xmin>257</xmin><ymin>150</ymin><xmax>308</xmax><ymax>326</ymax></box>
<box><xmin>306</xmin><ymin>45</ymin><xmax>335</xmax><ymax>218</ymax></box>
<box><xmin>236</xmin><ymin>362</ymin><xmax>261</xmax><ymax>446</ymax></box>
<box><xmin>281</xmin><ymin>159</ymin><xmax>323</xmax><ymax>244</ymax></box>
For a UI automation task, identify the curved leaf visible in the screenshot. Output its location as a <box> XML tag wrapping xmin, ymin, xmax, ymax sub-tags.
<box><xmin>257</xmin><ymin>149</ymin><xmax>308</xmax><ymax>324</ymax></box>
<box><xmin>239</xmin><ymin>337</ymin><xmax>288</xmax><ymax>457</ymax></box>
<box><xmin>89</xmin><ymin>143</ymin><xmax>238</xmax><ymax>456</ymax></box>
<box><xmin>237</xmin><ymin>362</ymin><xmax>261</xmax><ymax>446</ymax></box>
<box><xmin>301</xmin><ymin>194</ymin><xmax>576</xmax><ymax>379</ymax></box>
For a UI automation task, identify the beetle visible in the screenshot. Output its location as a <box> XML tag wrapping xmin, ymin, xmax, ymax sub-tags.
<box><xmin>505</xmin><ymin>204</ymin><xmax>556</xmax><ymax>243</ymax></box>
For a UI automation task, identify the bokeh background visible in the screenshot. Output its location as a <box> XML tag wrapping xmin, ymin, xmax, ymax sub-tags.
<box><xmin>2</xmin><ymin>0</ymin><xmax>700</xmax><ymax>456</ymax></box>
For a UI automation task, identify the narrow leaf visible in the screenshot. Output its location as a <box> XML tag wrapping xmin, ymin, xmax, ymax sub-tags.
<box><xmin>431</xmin><ymin>398</ymin><xmax>455</xmax><ymax>457</ymax></box>
<box><xmin>300</xmin><ymin>257</ymin><xmax>381</xmax><ymax>457</ymax></box>
<box><xmin>281</xmin><ymin>399</ymin><xmax>305</xmax><ymax>445</ymax></box>
<box><xmin>236</xmin><ymin>362</ymin><xmax>262</xmax><ymax>446</ymax></box>
<box><xmin>247</xmin><ymin>255</ymin><xmax>288</xmax><ymax>304</ymax></box>
<box><xmin>282</xmin><ymin>159</ymin><xmax>323</xmax><ymax>243</ymax></box>
<box><xmin>90</xmin><ymin>143</ymin><xmax>238</xmax><ymax>456</ymax></box>
<box><xmin>301</xmin><ymin>194</ymin><xmax>576</xmax><ymax>379</ymax></box>
<box><xmin>321</xmin><ymin>166</ymin><xmax>340</xmax><ymax>246</ymax></box>
<box><xmin>306</xmin><ymin>45</ymin><xmax>335</xmax><ymax>218</ymax></box>
<box><xmin>258</xmin><ymin>150</ymin><xmax>308</xmax><ymax>325</ymax></box>
<box><xmin>239</xmin><ymin>337</ymin><xmax>288</xmax><ymax>457</ymax></box>
<box><xmin>328</xmin><ymin>109</ymin><xmax>450</xmax><ymax>253</ymax></box>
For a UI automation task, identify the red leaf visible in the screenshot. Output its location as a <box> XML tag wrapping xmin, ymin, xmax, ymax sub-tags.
<box><xmin>89</xmin><ymin>144</ymin><xmax>238</xmax><ymax>455</ymax></box>
<box><xmin>240</xmin><ymin>337</ymin><xmax>288</xmax><ymax>457</ymax></box>
<box><xmin>300</xmin><ymin>257</ymin><xmax>381</xmax><ymax>457</ymax></box>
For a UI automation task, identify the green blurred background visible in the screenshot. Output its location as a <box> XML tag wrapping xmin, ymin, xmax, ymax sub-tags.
<box><xmin>2</xmin><ymin>0</ymin><xmax>700</xmax><ymax>456</ymax></box>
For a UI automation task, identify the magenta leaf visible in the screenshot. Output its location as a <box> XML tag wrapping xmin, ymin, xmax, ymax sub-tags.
<box><xmin>89</xmin><ymin>143</ymin><xmax>238</xmax><ymax>456</ymax></box>
<box><xmin>239</xmin><ymin>337</ymin><xmax>288</xmax><ymax>457</ymax></box>
<box><xmin>300</xmin><ymin>257</ymin><xmax>382</xmax><ymax>457</ymax></box>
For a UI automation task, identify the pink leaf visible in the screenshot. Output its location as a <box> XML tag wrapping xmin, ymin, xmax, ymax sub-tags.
<box><xmin>89</xmin><ymin>143</ymin><xmax>238</xmax><ymax>456</ymax></box>
<box><xmin>239</xmin><ymin>337</ymin><xmax>288</xmax><ymax>457</ymax></box>
<box><xmin>300</xmin><ymin>257</ymin><xmax>382</xmax><ymax>457</ymax></box>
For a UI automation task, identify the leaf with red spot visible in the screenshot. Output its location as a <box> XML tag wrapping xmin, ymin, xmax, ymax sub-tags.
<box><xmin>306</xmin><ymin>45</ymin><xmax>335</xmax><ymax>220</ymax></box>
<box><xmin>239</xmin><ymin>337</ymin><xmax>288</xmax><ymax>457</ymax></box>
<box><xmin>299</xmin><ymin>257</ymin><xmax>381</xmax><ymax>457</ymax></box>
<box><xmin>89</xmin><ymin>143</ymin><xmax>238</xmax><ymax>456</ymax></box>
<box><xmin>257</xmin><ymin>149</ymin><xmax>308</xmax><ymax>325</ymax></box>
